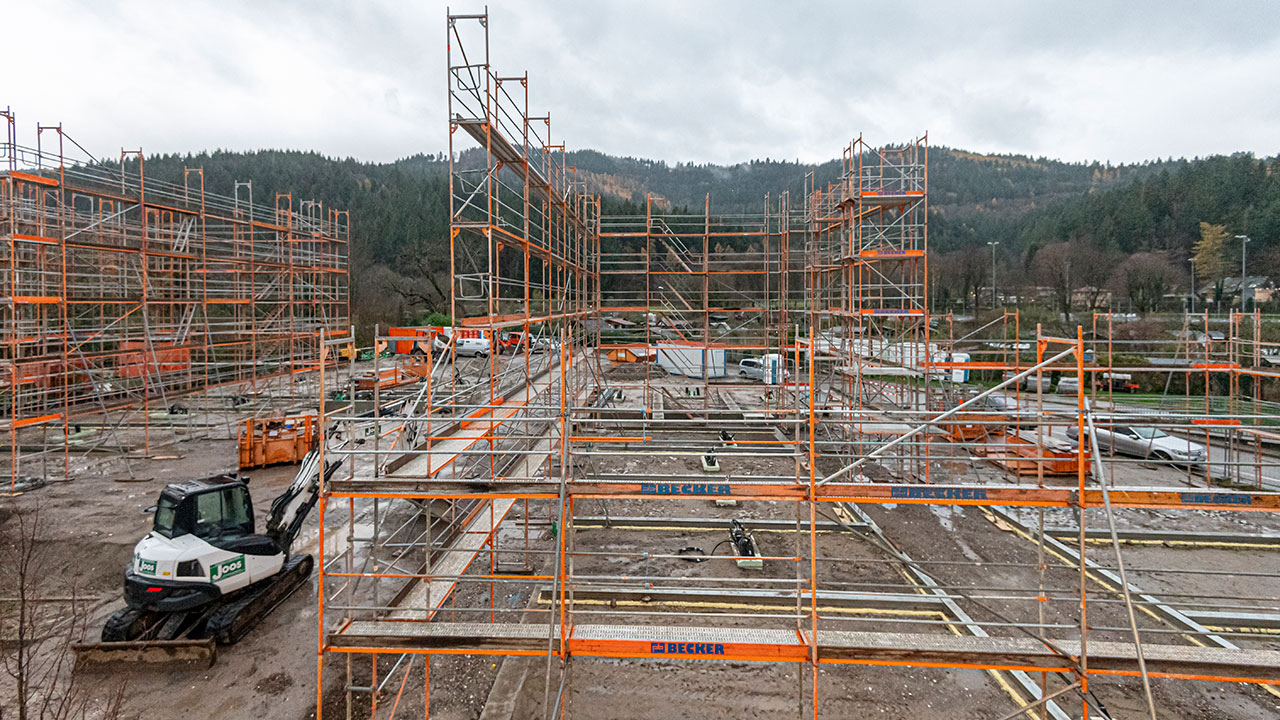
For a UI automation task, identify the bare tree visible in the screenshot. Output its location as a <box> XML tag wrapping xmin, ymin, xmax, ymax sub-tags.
<box><xmin>1032</xmin><ymin>238</ymin><xmax>1117</xmax><ymax>321</ymax></box>
<box><xmin>0</xmin><ymin>505</ymin><xmax>124</xmax><ymax>720</ymax></box>
<box><xmin>934</xmin><ymin>246</ymin><xmax>987</xmax><ymax>313</ymax></box>
<box><xmin>1033</xmin><ymin>241</ymin><xmax>1074</xmax><ymax>320</ymax></box>
<box><xmin>387</xmin><ymin>242</ymin><xmax>451</xmax><ymax>310</ymax></box>
<box><xmin>1110</xmin><ymin>252</ymin><xmax>1179</xmax><ymax>314</ymax></box>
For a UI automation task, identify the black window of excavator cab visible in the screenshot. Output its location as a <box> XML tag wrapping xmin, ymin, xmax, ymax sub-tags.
<box><xmin>190</xmin><ymin>486</ymin><xmax>254</xmax><ymax>542</ymax></box>
<box><xmin>154</xmin><ymin>494</ymin><xmax>182</xmax><ymax>538</ymax></box>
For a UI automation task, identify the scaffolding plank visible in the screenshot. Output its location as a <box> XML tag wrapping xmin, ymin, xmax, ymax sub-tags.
<box><xmin>454</xmin><ymin>117</ymin><xmax>549</xmax><ymax>189</ymax></box>
<box><xmin>10</xmin><ymin>170</ymin><xmax>58</xmax><ymax>186</ymax></box>
<box><xmin>328</xmin><ymin>622</ymin><xmax>1280</xmax><ymax>682</ymax></box>
<box><xmin>385</xmin><ymin>382</ymin><xmax>550</xmax><ymax>480</ymax></box>
<box><xmin>325</xmin><ymin>478</ymin><xmax>1280</xmax><ymax>512</ymax></box>
<box><xmin>13</xmin><ymin>233</ymin><xmax>59</xmax><ymax>244</ymax></box>
<box><xmin>534</xmin><ymin>587</ymin><xmax>944</xmax><ymax>615</ymax></box>
<box><xmin>387</xmin><ymin>498</ymin><xmax>517</xmax><ymax>621</ymax></box>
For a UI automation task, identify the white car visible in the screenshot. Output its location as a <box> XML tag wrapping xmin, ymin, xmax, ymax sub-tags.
<box><xmin>1066</xmin><ymin>423</ymin><xmax>1207</xmax><ymax>465</ymax></box>
<box><xmin>977</xmin><ymin>392</ymin><xmax>1020</xmax><ymax>413</ymax></box>
<box><xmin>1004</xmin><ymin>372</ymin><xmax>1051</xmax><ymax>392</ymax></box>
<box><xmin>738</xmin><ymin>358</ymin><xmax>765</xmax><ymax>380</ymax></box>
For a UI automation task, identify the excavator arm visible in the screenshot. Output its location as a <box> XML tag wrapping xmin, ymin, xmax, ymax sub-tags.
<box><xmin>265</xmin><ymin>447</ymin><xmax>343</xmax><ymax>552</ymax></box>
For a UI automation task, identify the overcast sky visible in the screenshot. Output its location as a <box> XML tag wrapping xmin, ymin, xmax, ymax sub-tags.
<box><xmin>7</xmin><ymin>1</ymin><xmax>1280</xmax><ymax>166</ymax></box>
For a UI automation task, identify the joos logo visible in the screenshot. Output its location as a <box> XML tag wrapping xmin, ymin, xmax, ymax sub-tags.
<box><xmin>210</xmin><ymin>555</ymin><xmax>246</xmax><ymax>582</ymax></box>
<box><xmin>136</xmin><ymin>555</ymin><xmax>157</xmax><ymax>575</ymax></box>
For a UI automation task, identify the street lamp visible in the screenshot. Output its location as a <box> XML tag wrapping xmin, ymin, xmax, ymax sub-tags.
<box><xmin>987</xmin><ymin>241</ymin><xmax>999</xmax><ymax>308</ymax></box>
<box><xmin>1188</xmin><ymin>257</ymin><xmax>1196</xmax><ymax>314</ymax></box>
<box><xmin>1235</xmin><ymin>232</ymin><xmax>1251</xmax><ymax>282</ymax></box>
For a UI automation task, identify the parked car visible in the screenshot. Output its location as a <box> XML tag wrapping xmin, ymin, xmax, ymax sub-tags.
<box><xmin>1066</xmin><ymin>423</ymin><xmax>1206</xmax><ymax>464</ymax></box>
<box><xmin>977</xmin><ymin>392</ymin><xmax>1020</xmax><ymax>413</ymax></box>
<box><xmin>453</xmin><ymin>336</ymin><xmax>491</xmax><ymax>357</ymax></box>
<box><xmin>496</xmin><ymin>332</ymin><xmax>519</xmax><ymax>353</ymax></box>
<box><xmin>1004</xmin><ymin>372</ymin><xmax>1051</xmax><ymax>392</ymax></box>
<box><xmin>738</xmin><ymin>356</ymin><xmax>790</xmax><ymax>383</ymax></box>
<box><xmin>970</xmin><ymin>391</ymin><xmax>1038</xmax><ymax>428</ymax></box>
<box><xmin>502</xmin><ymin>331</ymin><xmax>554</xmax><ymax>354</ymax></box>
<box><xmin>1099</xmin><ymin>372</ymin><xmax>1140</xmax><ymax>393</ymax></box>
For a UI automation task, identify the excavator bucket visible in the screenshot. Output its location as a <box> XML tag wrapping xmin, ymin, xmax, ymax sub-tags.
<box><xmin>72</xmin><ymin>639</ymin><xmax>216</xmax><ymax>671</ymax></box>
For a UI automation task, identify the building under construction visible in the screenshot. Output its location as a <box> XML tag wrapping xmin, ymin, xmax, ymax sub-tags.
<box><xmin>311</xmin><ymin>10</ymin><xmax>1280</xmax><ymax>720</ymax></box>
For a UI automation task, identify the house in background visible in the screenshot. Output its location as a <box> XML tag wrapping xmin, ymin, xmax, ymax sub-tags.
<box><xmin>1198</xmin><ymin>276</ymin><xmax>1274</xmax><ymax>306</ymax></box>
<box><xmin>1070</xmin><ymin>285</ymin><xmax>1111</xmax><ymax>308</ymax></box>
<box><xmin>603</xmin><ymin>316</ymin><xmax>637</xmax><ymax>329</ymax></box>
<box><xmin>605</xmin><ymin>345</ymin><xmax>656</xmax><ymax>364</ymax></box>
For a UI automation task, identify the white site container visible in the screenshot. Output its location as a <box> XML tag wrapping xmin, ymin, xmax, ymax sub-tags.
<box><xmin>657</xmin><ymin>343</ymin><xmax>726</xmax><ymax>379</ymax></box>
<box><xmin>760</xmin><ymin>353</ymin><xmax>786</xmax><ymax>385</ymax></box>
<box><xmin>948</xmin><ymin>352</ymin><xmax>970</xmax><ymax>383</ymax></box>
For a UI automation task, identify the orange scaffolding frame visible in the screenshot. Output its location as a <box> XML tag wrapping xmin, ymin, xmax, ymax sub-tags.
<box><xmin>1</xmin><ymin>108</ymin><xmax>350</xmax><ymax>488</ymax></box>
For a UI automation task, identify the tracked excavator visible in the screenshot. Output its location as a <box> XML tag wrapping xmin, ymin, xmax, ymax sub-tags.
<box><xmin>98</xmin><ymin>449</ymin><xmax>339</xmax><ymax>648</ymax></box>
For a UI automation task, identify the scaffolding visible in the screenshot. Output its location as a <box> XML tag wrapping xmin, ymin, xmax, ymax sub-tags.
<box><xmin>1</xmin><ymin>108</ymin><xmax>350</xmax><ymax>488</ymax></box>
<box><xmin>314</xmin><ymin>11</ymin><xmax>1280</xmax><ymax>719</ymax></box>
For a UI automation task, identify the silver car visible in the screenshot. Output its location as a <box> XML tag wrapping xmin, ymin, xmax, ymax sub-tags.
<box><xmin>1067</xmin><ymin>424</ymin><xmax>1207</xmax><ymax>464</ymax></box>
<box><xmin>738</xmin><ymin>358</ymin><xmax>764</xmax><ymax>380</ymax></box>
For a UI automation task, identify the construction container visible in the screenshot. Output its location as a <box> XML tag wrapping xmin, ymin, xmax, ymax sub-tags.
<box><xmin>238</xmin><ymin>415</ymin><xmax>316</xmax><ymax>469</ymax></box>
<box><xmin>657</xmin><ymin>342</ymin><xmax>726</xmax><ymax>378</ymax></box>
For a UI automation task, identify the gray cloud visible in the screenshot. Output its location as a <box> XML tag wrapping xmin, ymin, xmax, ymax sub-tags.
<box><xmin>6</xmin><ymin>0</ymin><xmax>1280</xmax><ymax>165</ymax></box>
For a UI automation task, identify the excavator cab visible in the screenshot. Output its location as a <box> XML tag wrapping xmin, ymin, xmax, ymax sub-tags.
<box><xmin>152</xmin><ymin>477</ymin><xmax>284</xmax><ymax>557</ymax></box>
<box><xmin>154</xmin><ymin>478</ymin><xmax>255</xmax><ymax>544</ymax></box>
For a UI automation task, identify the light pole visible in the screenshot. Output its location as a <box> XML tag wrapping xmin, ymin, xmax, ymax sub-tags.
<box><xmin>1235</xmin><ymin>235</ymin><xmax>1251</xmax><ymax>304</ymax></box>
<box><xmin>1188</xmin><ymin>257</ymin><xmax>1196</xmax><ymax>314</ymax></box>
<box><xmin>987</xmin><ymin>241</ymin><xmax>999</xmax><ymax>309</ymax></box>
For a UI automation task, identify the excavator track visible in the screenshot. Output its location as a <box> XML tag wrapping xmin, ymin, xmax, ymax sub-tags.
<box><xmin>205</xmin><ymin>553</ymin><xmax>313</xmax><ymax>644</ymax></box>
<box><xmin>77</xmin><ymin>557</ymin><xmax>311</xmax><ymax>668</ymax></box>
<box><xmin>101</xmin><ymin>607</ymin><xmax>154</xmax><ymax>642</ymax></box>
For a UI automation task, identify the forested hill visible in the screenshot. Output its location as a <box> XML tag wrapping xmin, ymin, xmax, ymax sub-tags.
<box><xmin>123</xmin><ymin>145</ymin><xmax>1279</xmax><ymax>327</ymax></box>
<box><xmin>568</xmin><ymin>146</ymin><xmax>1182</xmax><ymax>216</ymax></box>
<box><xmin>932</xmin><ymin>152</ymin><xmax>1279</xmax><ymax>257</ymax></box>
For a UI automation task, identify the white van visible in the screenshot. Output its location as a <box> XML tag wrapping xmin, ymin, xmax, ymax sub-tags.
<box><xmin>454</xmin><ymin>336</ymin><xmax>491</xmax><ymax>357</ymax></box>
